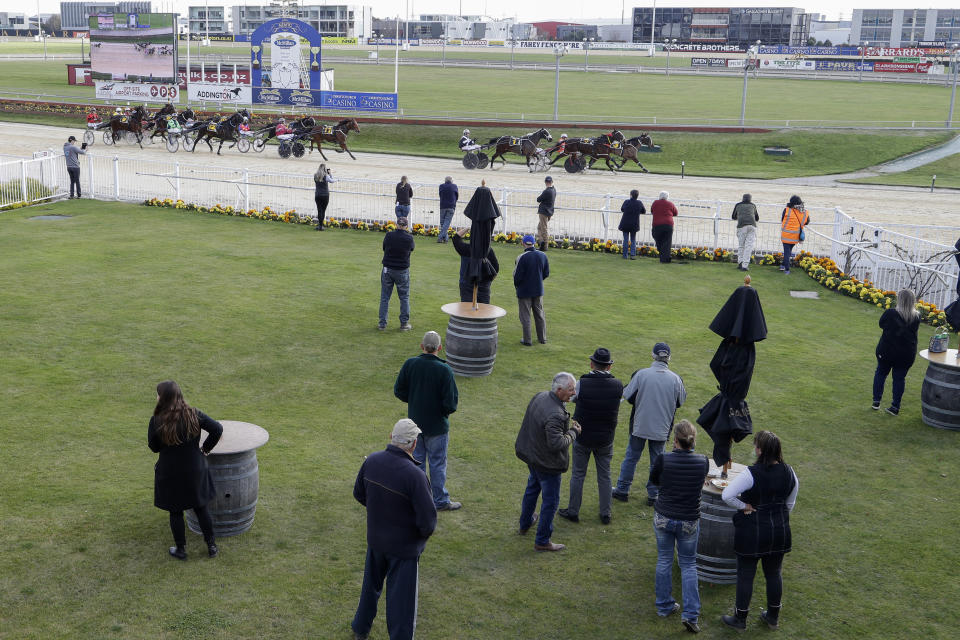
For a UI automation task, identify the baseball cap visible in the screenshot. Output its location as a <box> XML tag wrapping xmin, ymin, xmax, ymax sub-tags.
<box><xmin>521</xmin><ymin>234</ymin><xmax>535</xmax><ymax>245</ymax></box>
<box><xmin>544</xmin><ymin>176</ymin><xmax>553</xmax><ymax>183</ymax></box>
<box><xmin>396</xmin><ymin>217</ymin><xmax>409</xmax><ymax>228</ymax></box>
<box><xmin>653</xmin><ymin>342</ymin><xmax>671</xmax><ymax>358</ymax></box>
<box><xmin>67</xmin><ymin>135</ymin><xmax>77</xmax><ymax>142</ymax></box>
<box><xmin>392</xmin><ymin>418</ymin><xmax>421</xmax><ymax>441</ymax></box>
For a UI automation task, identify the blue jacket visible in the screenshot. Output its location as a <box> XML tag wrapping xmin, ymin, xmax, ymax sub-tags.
<box><xmin>618</xmin><ymin>198</ymin><xmax>646</xmax><ymax>232</ymax></box>
<box><xmin>382</xmin><ymin>229</ymin><xmax>415</xmax><ymax>269</ymax></box>
<box><xmin>513</xmin><ymin>247</ymin><xmax>549</xmax><ymax>298</ymax></box>
<box><xmin>439</xmin><ymin>181</ymin><xmax>459</xmax><ymax>210</ymax></box>
<box><xmin>354</xmin><ymin>445</ymin><xmax>437</xmax><ymax>559</ymax></box>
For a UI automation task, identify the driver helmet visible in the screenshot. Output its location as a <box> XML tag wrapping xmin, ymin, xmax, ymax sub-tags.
<box><xmin>114</xmin><ymin>107</ymin><xmax>123</xmax><ymax>114</ymax></box>
<box><xmin>560</xmin><ymin>133</ymin><xmax>568</xmax><ymax>139</ymax></box>
<box><xmin>279</xmin><ymin>118</ymin><xmax>286</xmax><ymax>123</ymax></box>
<box><xmin>463</xmin><ymin>129</ymin><xmax>470</xmax><ymax>135</ymax></box>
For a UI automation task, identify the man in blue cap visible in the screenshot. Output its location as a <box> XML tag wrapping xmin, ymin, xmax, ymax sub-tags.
<box><xmin>513</xmin><ymin>234</ymin><xmax>549</xmax><ymax>346</ymax></box>
<box><xmin>613</xmin><ymin>342</ymin><xmax>687</xmax><ymax>505</ymax></box>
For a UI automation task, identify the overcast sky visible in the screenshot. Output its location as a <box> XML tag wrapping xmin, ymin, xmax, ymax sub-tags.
<box><xmin>6</xmin><ymin>1</ymin><xmax>956</xmax><ymax>25</ymax></box>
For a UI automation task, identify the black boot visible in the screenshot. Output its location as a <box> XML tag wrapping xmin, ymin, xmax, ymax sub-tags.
<box><xmin>207</xmin><ymin>542</ymin><xmax>219</xmax><ymax>558</ymax></box>
<box><xmin>721</xmin><ymin>608</ymin><xmax>748</xmax><ymax>631</ymax></box>
<box><xmin>760</xmin><ymin>605</ymin><xmax>780</xmax><ymax>630</ymax></box>
<box><xmin>168</xmin><ymin>545</ymin><xmax>187</xmax><ymax>560</ymax></box>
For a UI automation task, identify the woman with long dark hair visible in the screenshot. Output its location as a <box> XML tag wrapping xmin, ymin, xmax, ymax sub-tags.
<box><xmin>872</xmin><ymin>288</ymin><xmax>921</xmax><ymax>416</ymax></box>
<box><xmin>721</xmin><ymin>431</ymin><xmax>799</xmax><ymax>631</ymax></box>
<box><xmin>314</xmin><ymin>163</ymin><xmax>335</xmax><ymax>231</ymax></box>
<box><xmin>618</xmin><ymin>189</ymin><xmax>645</xmax><ymax>260</ymax></box>
<box><xmin>148</xmin><ymin>380</ymin><xmax>223</xmax><ymax>560</ymax></box>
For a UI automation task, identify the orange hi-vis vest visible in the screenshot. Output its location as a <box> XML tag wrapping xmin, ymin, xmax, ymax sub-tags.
<box><xmin>780</xmin><ymin>207</ymin><xmax>809</xmax><ymax>244</ymax></box>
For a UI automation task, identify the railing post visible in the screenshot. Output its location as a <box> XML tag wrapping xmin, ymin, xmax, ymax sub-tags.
<box><xmin>113</xmin><ymin>156</ymin><xmax>120</xmax><ymax>200</ymax></box>
<box><xmin>601</xmin><ymin>194</ymin><xmax>610</xmax><ymax>243</ymax></box>
<box><xmin>87</xmin><ymin>156</ymin><xmax>94</xmax><ymax>198</ymax></box>
<box><xmin>175</xmin><ymin>162</ymin><xmax>181</xmax><ymax>201</ymax></box>
<box><xmin>499</xmin><ymin>187</ymin><xmax>508</xmax><ymax>232</ymax></box>
<box><xmin>713</xmin><ymin>202</ymin><xmax>721</xmax><ymax>250</ymax></box>
<box><xmin>20</xmin><ymin>160</ymin><xmax>27</xmax><ymax>203</ymax></box>
<box><xmin>244</xmin><ymin>169</ymin><xmax>250</xmax><ymax>212</ymax></box>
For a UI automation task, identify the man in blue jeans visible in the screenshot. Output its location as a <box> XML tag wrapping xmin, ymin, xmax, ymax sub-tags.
<box><xmin>613</xmin><ymin>342</ymin><xmax>686</xmax><ymax>505</ymax></box>
<box><xmin>379</xmin><ymin>217</ymin><xmax>415</xmax><ymax>331</ymax></box>
<box><xmin>648</xmin><ymin>420</ymin><xmax>709</xmax><ymax>633</ymax></box>
<box><xmin>395</xmin><ymin>175</ymin><xmax>413</xmax><ymax>219</ymax></box>
<box><xmin>394</xmin><ymin>331</ymin><xmax>461</xmax><ymax>511</ymax></box>
<box><xmin>514</xmin><ymin>372</ymin><xmax>582</xmax><ymax>552</ymax></box>
<box><xmin>437</xmin><ymin>176</ymin><xmax>458</xmax><ymax>243</ymax></box>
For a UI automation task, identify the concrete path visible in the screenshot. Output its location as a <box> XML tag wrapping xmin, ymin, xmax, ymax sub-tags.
<box><xmin>772</xmin><ymin>134</ymin><xmax>960</xmax><ymax>189</ymax></box>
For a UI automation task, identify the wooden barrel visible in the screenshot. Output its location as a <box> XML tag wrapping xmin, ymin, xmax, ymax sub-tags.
<box><xmin>441</xmin><ymin>302</ymin><xmax>507</xmax><ymax>378</ymax></box>
<box><xmin>187</xmin><ymin>420</ymin><xmax>269</xmax><ymax>537</ymax></box>
<box><xmin>187</xmin><ymin>449</ymin><xmax>260</xmax><ymax>537</ymax></box>
<box><xmin>697</xmin><ymin>488</ymin><xmax>738</xmax><ymax>584</ymax></box>
<box><xmin>919</xmin><ymin>349</ymin><xmax>960</xmax><ymax>431</ymax></box>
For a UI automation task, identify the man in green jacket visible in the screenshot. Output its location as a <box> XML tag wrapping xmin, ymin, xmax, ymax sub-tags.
<box><xmin>394</xmin><ymin>331</ymin><xmax>461</xmax><ymax>511</ymax></box>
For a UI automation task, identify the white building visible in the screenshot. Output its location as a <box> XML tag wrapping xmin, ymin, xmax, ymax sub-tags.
<box><xmin>0</xmin><ymin>12</ymin><xmax>27</xmax><ymax>29</ymax></box>
<box><xmin>188</xmin><ymin>5</ymin><xmax>227</xmax><ymax>35</ymax></box>
<box><xmin>406</xmin><ymin>15</ymin><xmax>517</xmax><ymax>40</ymax></box>
<box><xmin>851</xmin><ymin>8</ymin><xmax>960</xmax><ymax>47</ymax></box>
<box><xmin>231</xmin><ymin>4</ymin><xmax>371</xmax><ymax>39</ymax></box>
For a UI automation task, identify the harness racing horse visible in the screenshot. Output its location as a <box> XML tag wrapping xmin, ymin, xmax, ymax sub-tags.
<box><xmin>191</xmin><ymin>109</ymin><xmax>251</xmax><ymax>154</ymax></box>
<box><xmin>305</xmin><ymin>118</ymin><xmax>361</xmax><ymax>160</ymax></box>
<box><xmin>107</xmin><ymin>105</ymin><xmax>148</xmax><ymax>148</ymax></box>
<box><xmin>250</xmin><ymin>116</ymin><xmax>315</xmax><ymax>151</ymax></box>
<box><xmin>611</xmin><ymin>134</ymin><xmax>654</xmax><ymax>173</ymax></box>
<box><xmin>149</xmin><ymin>108</ymin><xmax>195</xmax><ymax>143</ymax></box>
<box><xmin>148</xmin><ymin>103</ymin><xmax>176</xmax><ymax>130</ymax></box>
<box><xmin>487</xmin><ymin>128</ymin><xmax>552</xmax><ymax>171</ymax></box>
<box><xmin>548</xmin><ymin>136</ymin><xmax>621</xmax><ymax>173</ymax></box>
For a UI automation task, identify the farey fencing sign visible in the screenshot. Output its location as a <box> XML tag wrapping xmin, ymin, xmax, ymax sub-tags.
<box><xmin>760</xmin><ymin>59</ymin><xmax>815</xmax><ymax>71</ymax></box>
<box><xmin>95</xmin><ymin>81</ymin><xmax>179</xmax><ymax>101</ymax></box>
<box><xmin>188</xmin><ymin>83</ymin><xmax>252</xmax><ymax>103</ymax></box>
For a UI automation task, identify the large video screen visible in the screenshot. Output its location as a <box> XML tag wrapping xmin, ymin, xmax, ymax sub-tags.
<box><xmin>89</xmin><ymin>13</ymin><xmax>177</xmax><ymax>84</ymax></box>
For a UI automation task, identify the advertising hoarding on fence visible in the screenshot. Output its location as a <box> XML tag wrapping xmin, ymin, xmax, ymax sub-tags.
<box><xmin>667</xmin><ymin>43</ymin><xmax>745</xmax><ymax>53</ymax></box>
<box><xmin>815</xmin><ymin>60</ymin><xmax>871</xmax><ymax>71</ymax></box>
<box><xmin>760</xmin><ymin>59</ymin><xmax>816</xmax><ymax>70</ymax></box>
<box><xmin>690</xmin><ymin>57</ymin><xmax>730</xmax><ymax>68</ymax></box>
<box><xmin>759</xmin><ymin>45</ymin><xmax>845</xmax><ymax>55</ymax></box>
<box><xmin>866</xmin><ymin>47</ymin><xmax>948</xmax><ymax>57</ymax></box>
<box><xmin>95</xmin><ymin>81</ymin><xmax>179</xmax><ymax>101</ymax></box>
<box><xmin>368</xmin><ymin>38</ymin><xmax>419</xmax><ymax>46</ymax></box>
<box><xmin>322</xmin><ymin>37</ymin><xmax>358</xmax><ymax>45</ymax></box>
<box><xmin>252</xmin><ymin>88</ymin><xmax>397</xmax><ymax>112</ymax></box>
<box><xmin>89</xmin><ymin>13</ymin><xmax>177</xmax><ymax>84</ymax></box>
<box><xmin>177</xmin><ymin>68</ymin><xmax>251</xmax><ymax>88</ymax></box>
<box><xmin>178</xmin><ymin>33</ymin><xmax>234</xmax><ymax>41</ymax></box>
<box><xmin>873</xmin><ymin>61</ymin><xmax>931</xmax><ymax>73</ymax></box>
<box><xmin>188</xmin><ymin>83</ymin><xmax>252</xmax><ymax>104</ymax></box>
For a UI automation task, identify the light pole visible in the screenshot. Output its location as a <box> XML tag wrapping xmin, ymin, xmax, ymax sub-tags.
<box><xmin>36</xmin><ymin>0</ymin><xmax>47</xmax><ymax>60</ymax></box>
<box><xmin>664</xmin><ymin>38</ymin><xmax>676</xmax><ymax>76</ymax></box>
<box><xmin>583</xmin><ymin>37</ymin><xmax>594</xmax><ymax>71</ymax></box>
<box><xmin>554</xmin><ymin>44</ymin><xmax>568</xmax><ymax>120</ymax></box>
<box><xmin>948</xmin><ymin>44</ymin><xmax>959</xmax><ymax>128</ymax></box>
<box><xmin>373</xmin><ymin>31</ymin><xmax>380</xmax><ymax>65</ymax></box>
<box><xmin>442</xmin><ymin>36</ymin><xmax>447</xmax><ymax>68</ymax></box>
<box><xmin>739</xmin><ymin>41</ymin><xmax>760</xmax><ymax>126</ymax></box>
<box><xmin>510</xmin><ymin>27</ymin><xmax>515</xmax><ymax>70</ymax></box>
<box><xmin>859</xmin><ymin>41</ymin><xmax>869</xmax><ymax>82</ymax></box>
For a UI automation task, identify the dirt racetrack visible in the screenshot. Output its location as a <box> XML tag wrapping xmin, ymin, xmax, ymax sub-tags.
<box><xmin>7</xmin><ymin>121</ymin><xmax>959</xmax><ymax>242</ymax></box>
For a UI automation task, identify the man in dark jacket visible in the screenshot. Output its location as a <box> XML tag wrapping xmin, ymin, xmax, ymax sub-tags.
<box><xmin>63</xmin><ymin>135</ymin><xmax>87</xmax><ymax>199</ymax></box>
<box><xmin>437</xmin><ymin>176</ymin><xmax>459</xmax><ymax>243</ymax></box>
<box><xmin>394</xmin><ymin>331</ymin><xmax>461</xmax><ymax>510</ymax></box>
<box><xmin>352</xmin><ymin>418</ymin><xmax>437</xmax><ymax>640</ymax></box>
<box><xmin>513</xmin><ymin>234</ymin><xmax>550</xmax><ymax>346</ymax></box>
<box><xmin>515</xmin><ymin>372</ymin><xmax>582</xmax><ymax>552</ymax></box>
<box><xmin>558</xmin><ymin>348</ymin><xmax>623</xmax><ymax>525</ymax></box>
<box><xmin>379</xmin><ymin>217</ymin><xmax>416</xmax><ymax>331</ymax></box>
<box><xmin>535</xmin><ymin>175</ymin><xmax>556</xmax><ymax>251</ymax></box>
<box><xmin>395</xmin><ymin>175</ymin><xmax>413</xmax><ymax>219</ymax></box>
<box><xmin>452</xmin><ymin>228</ymin><xmax>499</xmax><ymax>304</ymax></box>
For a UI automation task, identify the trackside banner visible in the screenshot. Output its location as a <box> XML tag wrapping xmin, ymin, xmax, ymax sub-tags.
<box><xmin>253</xmin><ymin>88</ymin><xmax>398</xmax><ymax>111</ymax></box>
<box><xmin>188</xmin><ymin>83</ymin><xmax>252</xmax><ymax>103</ymax></box>
<box><xmin>95</xmin><ymin>81</ymin><xmax>179</xmax><ymax>101</ymax></box>
<box><xmin>760</xmin><ymin>59</ymin><xmax>816</xmax><ymax>70</ymax></box>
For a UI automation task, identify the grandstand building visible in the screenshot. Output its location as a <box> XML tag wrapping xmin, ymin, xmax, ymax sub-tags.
<box><xmin>229</xmin><ymin>4</ymin><xmax>371</xmax><ymax>39</ymax></box>
<box><xmin>631</xmin><ymin>6</ymin><xmax>809</xmax><ymax>49</ymax></box>
<box><xmin>851</xmin><ymin>9</ymin><xmax>960</xmax><ymax>47</ymax></box>
<box><xmin>60</xmin><ymin>1</ymin><xmax>152</xmax><ymax>30</ymax></box>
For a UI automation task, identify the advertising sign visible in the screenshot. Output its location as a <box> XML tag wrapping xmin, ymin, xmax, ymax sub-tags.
<box><xmin>874</xmin><ymin>61</ymin><xmax>931</xmax><ymax>73</ymax></box>
<box><xmin>667</xmin><ymin>43</ymin><xmax>745</xmax><ymax>53</ymax></box>
<box><xmin>690</xmin><ymin>57</ymin><xmax>729</xmax><ymax>67</ymax></box>
<box><xmin>251</xmin><ymin>88</ymin><xmax>397</xmax><ymax>112</ymax></box>
<box><xmin>322</xmin><ymin>36</ymin><xmax>358</xmax><ymax>45</ymax></box>
<box><xmin>815</xmin><ymin>60</ymin><xmax>871</xmax><ymax>72</ymax></box>
<box><xmin>368</xmin><ymin>37</ymin><xmax>419</xmax><ymax>46</ymax></box>
<box><xmin>759</xmin><ymin>45</ymin><xmax>843</xmax><ymax>55</ymax></box>
<box><xmin>893</xmin><ymin>57</ymin><xmax>926</xmax><ymax>63</ymax></box>
<box><xmin>251</xmin><ymin>18</ymin><xmax>322</xmax><ymax>95</ymax></box>
<box><xmin>177</xmin><ymin>68</ymin><xmax>251</xmax><ymax>87</ymax></box>
<box><xmin>188</xmin><ymin>82</ymin><xmax>252</xmax><ymax>103</ymax></box>
<box><xmin>269</xmin><ymin>31</ymin><xmax>302</xmax><ymax>89</ymax></box>
<box><xmin>760</xmin><ymin>59</ymin><xmax>815</xmax><ymax>70</ymax></box>
<box><xmin>865</xmin><ymin>47</ymin><xmax>942</xmax><ymax>57</ymax></box>
<box><xmin>419</xmin><ymin>38</ymin><xmax>445</xmax><ymax>45</ymax></box>
<box><xmin>462</xmin><ymin>39</ymin><xmax>488</xmax><ymax>46</ymax></box>
<box><xmin>178</xmin><ymin>33</ymin><xmax>234</xmax><ymax>41</ymax></box>
<box><xmin>89</xmin><ymin>13</ymin><xmax>177</xmax><ymax>84</ymax></box>
<box><xmin>95</xmin><ymin>81</ymin><xmax>178</xmax><ymax>101</ymax></box>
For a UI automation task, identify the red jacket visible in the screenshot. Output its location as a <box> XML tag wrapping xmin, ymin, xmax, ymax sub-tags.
<box><xmin>651</xmin><ymin>199</ymin><xmax>678</xmax><ymax>226</ymax></box>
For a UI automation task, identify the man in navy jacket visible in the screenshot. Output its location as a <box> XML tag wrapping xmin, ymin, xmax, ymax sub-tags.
<box><xmin>437</xmin><ymin>176</ymin><xmax>459</xmax><ymax>243</ymax></box>
<box><xmin>352</xmin><ymin>419</ymin><xmax>437</xmax><ymax>640</ymax></box>
<box><xmin>513</xmin><ymin>234</ymin><xmax>550</xmax><ymax>346</ymax></box>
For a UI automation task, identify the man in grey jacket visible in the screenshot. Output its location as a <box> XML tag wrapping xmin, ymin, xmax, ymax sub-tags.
<box><xmin>613</xmin><ymin>342</ymin><xmax>686</xmax><ymax>505</ymax></box>
<box><xmin>63</xmin><ymin>136</ymin><xmax>87</xmax><ymax>199</ymax></box>
<box><xmin>515</xmin><ymin>372</ymin><xmax>582</xmax><ymax>552</ymax></box>
<box><xmin>732</xmin><ymin>193</ymin><xmax>759</xmax><ymax>271</ymax></box>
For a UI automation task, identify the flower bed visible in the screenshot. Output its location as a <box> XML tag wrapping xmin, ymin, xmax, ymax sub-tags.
<box><xmin>141</xmin><ymin>197</ymin><xmax>954</xmax><ymax>329</ymax></box>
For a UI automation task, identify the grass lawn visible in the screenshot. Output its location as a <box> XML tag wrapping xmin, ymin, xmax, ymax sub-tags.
<box><xmin>842</xmin><ymin>153</ymin><xmax>960</xmax><ymax>189</ymax></box>
<box><xmin>1</xmin><ymin>199</ymin><xmax>958</xmax><ymax>639</ymax></box>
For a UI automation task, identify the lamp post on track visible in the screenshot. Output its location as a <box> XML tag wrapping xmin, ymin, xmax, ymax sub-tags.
<box><xmin>554</xmin><ymin>44</ymin><xmax>568</xmax><ymax>121</ymax></box>
<box><xmin>859</xmin><ymin>41</ymin><xmax>869</xmax><ymax>82</ymax></box>
<box><xmin>373</xmin><ymin>31</ymin><xmax>380</xmax><ymax>65</ymax></box>
<box><xmin>740</xmin><ymin>41</ymin><xmax>760</xmax><ymax>127</ymax></box>
<box><xmin>948</xmin><ymin>44</ymin><xmax>959</xmax><ymax>128</ymax></box>
<box><xmin>442</xmin><ymin>36</ymin><xmax>447</xmax><ymax>68</ymax></box>
<box><xmin>510</xmin><ymin>26</ymin><xmax>516</xmax><ymax>70</ymax></box>
<box><xmin>664</xmin><ymin>38</ymin><xmax>676</xmax><ymax>75</ymax></box>
<box><xmin>583</xmin><ymin>37</ymin><xmax>594</xmax><ymax>71</ymax></box>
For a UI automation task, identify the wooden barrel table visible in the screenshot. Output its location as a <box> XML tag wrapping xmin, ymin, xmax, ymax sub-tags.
<box><xmin>697</xmin><ymin>460</ymin><xmax>746</xmax><ymax>584</ymax></box>
<box><xmin>187</xmin><ymin>420</ymin><xmax>269</xmax><ymax>537</ymax></box>
<box><xmin>441</xmin><ymin>302</ymin><xmax>507</xmax><ymax>377</ymax></box>
<box><xmin>918</xmin><ymin>349</ymin><xmax>960</xmax><ymax>431</ymax></box>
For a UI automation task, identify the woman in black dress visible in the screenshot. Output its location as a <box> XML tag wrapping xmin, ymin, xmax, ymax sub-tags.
<box><xmin>721</xmin><ymin>431</ymin><xmax>799</xmax><ymax>631</ymax></box>
<box><xmin>148</xmin><ymin>380</ymin><xmax>223</xmax><ymax>560</ymax></box>
<box><xmin>872</xmin><ymin>288</ymin><xmax>921</xmax><ymax>416</ymax></box>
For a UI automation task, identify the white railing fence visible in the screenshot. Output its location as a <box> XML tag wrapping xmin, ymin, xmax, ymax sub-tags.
<box><xmin>5</xmin><ymin>151</ymin><xmax>959</xmax><ymax>309</ymax></box>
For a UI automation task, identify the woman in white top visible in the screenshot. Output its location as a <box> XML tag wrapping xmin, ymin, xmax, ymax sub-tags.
<box><xmin>720</xmin><ymin>430</ymin><xmax>798</xmax><ymax>631</ymax></box>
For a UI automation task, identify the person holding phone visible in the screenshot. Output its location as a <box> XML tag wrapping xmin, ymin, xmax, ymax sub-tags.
<box><xmin>63</xmin><ymin>135</ymin><xmax>87</xmax><ymax>199</ymax></box>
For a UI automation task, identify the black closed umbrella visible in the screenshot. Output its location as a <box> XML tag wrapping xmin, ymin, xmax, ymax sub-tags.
<box><xmin>945</xmin><ymin>237</ymin><xmax>960</xmax><ymax>331</ymax></box>
<box><xmin>462</xmin><ymin>182</ymin><xmax>501</xmax><ymax>308</ymax></box>
<box><xmin>698</xmin><ymin>280</ymin><xmax>767</xmax><ymax>470</ymax></box>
